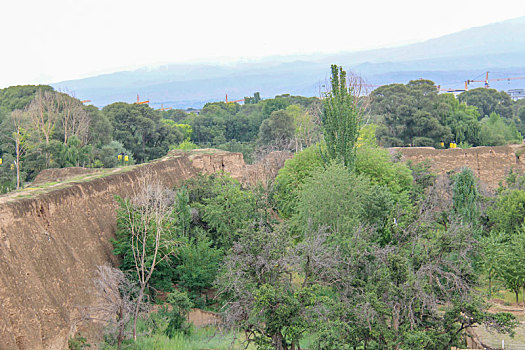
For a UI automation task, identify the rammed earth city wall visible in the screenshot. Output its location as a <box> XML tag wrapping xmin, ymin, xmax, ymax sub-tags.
<box><xmin>390</xmin><ymin>145</ymin><xmax>524</xmax><ymax>189</ymax></box>
<box><xmin>0</xmin><ymin>150</ymin><xmax>246</xmax><ymax>350</ymax></box>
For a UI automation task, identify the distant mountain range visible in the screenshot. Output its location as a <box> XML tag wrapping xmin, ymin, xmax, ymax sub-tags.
<box><xmin>52</xmin><ymin>16</ymin><xmax>525</xmax><ymax>108</ymax></box>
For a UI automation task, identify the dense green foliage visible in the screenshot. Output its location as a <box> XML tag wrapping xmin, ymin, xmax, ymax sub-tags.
<box><xmin>458</xmin><ymin>87</ymin><xmax>514</xmax><ymax>119</ymax></box>
<box><xmin>452</xmin><ymin>167</ymin><xmax>481</xmax><ymax>228</ymax></box>
<box><xmin>102</xmin><ymin>102</ymin><xmax>184</xmax><ymax>163</ymax></box>
<box><xmin>0</xmin><ymin>85</ymin><xmax>53</xmax><ymax>111</ymax></box>
<box><xmin>295</xmin><ymin>162</ymin><xmax>372</xmax><ymax>235</ymax></box>
<box><xmin>273</xmin><ymin>144</ymin><xmax>323</xmax><ymax>218</ymax></box>
<box><xmin>371</xmin><ymin>82</ymin><xmax>523</xmax><ymax>147</ymax></box>
<box><xmin>112</xmin><ymin>173</ymin><xmax>264</xmax><ymax>306</ymax></box>
<box><xmin>372</xmin><ymin>80</ymin><xmax>453</xmax><ymax>147</ymax></box>
<box><xmin>109</xmin><ymin>148</ymin><xmax>520</xmax><ymax>349</ymax></box>
<box><xmin>478</xmin><ymin>112</ymin><xmax>522</xmax><ymax>146</ymax></box>
<box><xmin>487</xmin><ymin>188</ymin><xmax>525</xmax><ymax>234</ymax></box>
<box><xmin>183</xmin><ymin>95</ymin><xmax>320</xmax><ymax>164</ymax></box>
<box><xmin>320</xmin><ymin>65</ymin><xmax>362</xmax><ymax>168</ymax></box>
<box><xmin>108</xmin><ymin>79</ymin><xmax>522</xmax><ymax>347</ymax></box>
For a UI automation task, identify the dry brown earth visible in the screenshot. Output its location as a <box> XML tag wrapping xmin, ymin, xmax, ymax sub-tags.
<box><xmin>0</xmin><ymin>150</ymin><xmax>252</xmax><ymax>350</ymax></box>
<box><xmin>390</xmin><ymin>145</ymin><xmax>525</xmax><ymax>189</ymax></box>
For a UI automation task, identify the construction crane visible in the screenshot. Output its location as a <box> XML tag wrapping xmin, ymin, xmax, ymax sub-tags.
<box><xmin>465</xmin><ymin>72</ymin><xmax>525</xmax><ymax>90</ymax></box>
<box><xmin>225</xmin><ymin>94</ymin><xmax>244</xmax><ymax>104</ymax></box>
<box><xmin>80</xmin><ymin>99</ymin><xmax>91</xmax><ymax>104</ymax></box>
<box><xmin>136</xmin><ymin>94</ymin><xmax>150</xmax><ymax>105</ymax></box>
<box><xmin>158</xmin><ymin>104</ymin><xmax>172</xmax><ymax>111</ymax></box>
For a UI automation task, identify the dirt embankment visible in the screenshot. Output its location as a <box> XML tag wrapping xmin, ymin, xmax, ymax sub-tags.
<box><xmin>391</xmin><ymin>145</ymin><xmax>524</xmax><ymax>189</ymax></box>
<box><xmin>0</xmin><ymin>150</ymin><xmax>259</xmax><ymax>350</ymax></box>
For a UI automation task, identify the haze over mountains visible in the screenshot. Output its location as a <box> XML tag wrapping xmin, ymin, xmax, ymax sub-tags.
<box><xmin>52</xmin><ymin>16</ymin><xmax>525</xmax><ymax>108</ymax></box>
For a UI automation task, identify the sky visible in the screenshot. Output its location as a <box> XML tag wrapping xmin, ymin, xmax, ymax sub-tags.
<box><xmin>1</xmin><ymin>0</ymin><xmax>524</xmax><ymax>88</ymax></box>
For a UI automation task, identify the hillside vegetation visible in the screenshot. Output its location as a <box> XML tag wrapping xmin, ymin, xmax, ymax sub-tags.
<box><xmin>66</xmin><ymin>66</ymin><xmax>525</xmax><ymax>350</ymax></box>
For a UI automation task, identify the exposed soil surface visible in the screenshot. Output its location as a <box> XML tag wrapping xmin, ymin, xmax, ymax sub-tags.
<box><xmin>391</xmin><ymin>144</ymin><xmax>524</xmax><ymax>190</ymax></box>
<box><xmin>0</xmin><ymin>150</ymin><xmax>254</xmax><ymax>350</ymax></box>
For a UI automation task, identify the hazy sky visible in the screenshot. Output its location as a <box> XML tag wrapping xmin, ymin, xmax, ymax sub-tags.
<box><xmin>1</xmin><ymin>0</ymin><xmax>524</xmax><ymax>88</ymax></box>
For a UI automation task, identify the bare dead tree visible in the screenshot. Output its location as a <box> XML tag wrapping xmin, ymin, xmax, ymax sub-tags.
<box><xmin>27</xmin><ymin>90</ymin><xmax>91</xmax><ymax>145</ymax></box>
<box><xmin>56</xmin><ymin>92</ymin><xmax>90</xmax><ymax>145</ymax></box>
<box><xmin>243</xmin><ymin>142</ymin><xmax>292</xmax><ymax>187</ymax></box>
<box><xmin>25</xmin><ymin>89</ymin><xmax>58</xmax><ymax>146</ymax></box>
<box><xmin>318</xmin><ymin>69</ymin><xmax>375</xmax><ymax>148</ymax></box>
<box><xmin>25</xmin><ymin>90</ymin><xmax>61</xmax><ymax>167</ymax></box>
<box><xmin>292</xmin><ymin>101</ymin><xmax>322</xmax><ymax>153</ymax></box>
<box><xmin>347</xmin><ymin>72</ymin><xmax>372</xmax><ymax>115</ymax></box>
<box><xmin>253</xmin><ymin>137</ymin><xmax>295</xmax><ymax>164</ymax></box>
<box><xmin>301</xmin><ymin>101</ymin><xmax>323</xmax><ymax>149</ymax></box>
<box><xmin>119</xmin><ymin>172</ymin><xmax>177</xmax><ymax>340</ymax></box>
<box><xmin>25</xmin><ymin>90</ymin><xmax>91</xmax><ymax>168</ymax></box>
<box><xmin>216</xmin><ymin>224</ymin><xmax>340</xmax><ymax>350</ymax></box>
<box><xmin>80</xmin><ymin>265</ymin><xmax>137</xmax><ymax>350</ymax></box>
<box><xmin>318</xmin><ymin>69</ymin><xmax>372</xmax><ymax>113</ymax></box>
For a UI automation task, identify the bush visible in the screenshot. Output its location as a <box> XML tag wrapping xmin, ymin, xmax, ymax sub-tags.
<box><xmin>355</xmin><ymin>146</ymin><xmax>413</xmax><ymax>195</ymax></box>
<box><xmin>68</xmin><ymin>335</ymin><xmax>90</xmax><ymax>350</ymax></box>
<box><xmin>295</xmin><ymin>161</ymin><xmax>371</xmax><ymax>236</ymax></box>
<box><xmin>412</xmin><ymin>136</ymin><xmax>435</xmax><ymax>147</ymax></box>
<box><xmin>174</xmin><ymin>233</ymin><xmax>223</xmax><ymax>300</ymax></box>
<box><xmin>273</xmin><ymin>145</ymin><xmax>323</xmax><ymax>218</ymax></box>
<box><xmin>172</xmin><ymin>140</ymin><xmax>199</xmax><ymax>151</ymax></box>
<box><xmin>478</xmin><ymin>113</ymin><xmax>522</xmax><ymax>146</ymax></box>
<box><xmin>163</xmin><ymin>290</ymin><xmax>194</xmax><ymax>337</ymax></box>
<box><xmin>487</xmin><ymin>189</ymin><xmax>525</xmax><ymax>234</ymax></box>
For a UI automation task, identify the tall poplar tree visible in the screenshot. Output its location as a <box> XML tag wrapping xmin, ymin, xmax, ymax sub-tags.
<box><xmin>320</xmin><ymin>65</ymin><xmax>364</xmax><ymax>169</ymax></box>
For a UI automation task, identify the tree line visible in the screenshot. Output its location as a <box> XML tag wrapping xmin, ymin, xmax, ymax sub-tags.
<box><xmin>371</xmin><ymin>80</ymin><xmax>524</xmax><ymax>147</ymax></box>
<box><xmin>2</xmin><ymin>77</ymin><xmax>524</xmax><ymax>194</ymax></box>
<box><xmin>0</xmin><ymin>87</ymin><xmax>319</xmax><ymax>192</ymax></box>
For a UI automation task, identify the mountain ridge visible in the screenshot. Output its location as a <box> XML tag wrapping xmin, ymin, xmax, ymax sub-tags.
<box><xmin>52</xmin><ymin>15</ymin><xmax>525</xmax><ymax>108</ymax></box>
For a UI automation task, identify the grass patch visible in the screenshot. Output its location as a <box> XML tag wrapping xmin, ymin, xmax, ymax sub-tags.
<box><xmin>100</xmin><ymin>326</ymin><xmax>255</xmax><ymax>350</ymax></box>
<box><xmin>99</xmin><ymin>325</ymin><xmax>316</xmax><ymax>350</ymax></box>
<box><xmin>0</xmin><ymin>166</ymin><xmax>135</xmax><ymax>201</ymax></box>
<box><xmin>477</xmin><ymin>279</ymin><xmax>525</xmax><ymax>306</ymax></box>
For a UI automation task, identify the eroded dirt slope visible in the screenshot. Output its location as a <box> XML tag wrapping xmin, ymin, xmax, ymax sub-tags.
<box><xmin>0</xmin><ymin>150</ymin><xmax>247</xmax><ymax>350</ymax></box>
<box><xmin>391</xmin><ymin>145</ymin><xmax>525</xmax><ymax>189</ymax></box>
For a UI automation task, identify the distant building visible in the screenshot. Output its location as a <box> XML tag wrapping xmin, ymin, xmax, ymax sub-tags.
<box><xmin>508</xmin><ymin>88</ymin><xmax>525</xmax><ymax>101</ymax></box>
<box><xmin>185</xmin><ymin>108</ymin><xmax>201</xmax><ymax>115</ymax></box>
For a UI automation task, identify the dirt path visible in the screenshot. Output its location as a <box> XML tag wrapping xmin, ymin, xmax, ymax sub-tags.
<box><xmin>472</xmin><ymin>300</ymin><xmax>525</xmax><ymax>349</ymax></box>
